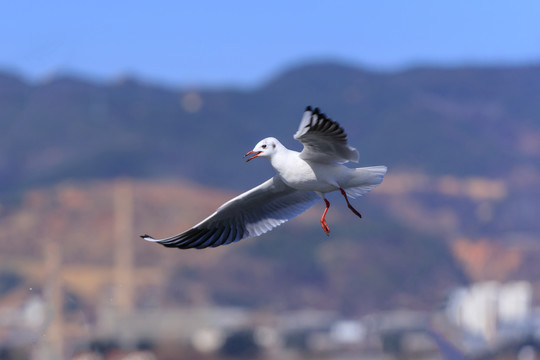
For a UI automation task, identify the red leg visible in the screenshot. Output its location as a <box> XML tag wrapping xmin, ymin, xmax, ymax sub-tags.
<box><xmin>339</xmin><ymin>188</ymin><xmax>362</xmax><ymax>219</ymax></box>
<box><xmin>320</xmin><ymin>198</ymin><xmax>331</xmax><ymax>235</ymax></box>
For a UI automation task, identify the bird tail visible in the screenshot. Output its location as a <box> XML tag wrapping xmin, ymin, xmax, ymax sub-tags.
<box><xmin>343</xmin><ymin>165</ymin><xmax>387</xmax><ymax>198</ymax></box>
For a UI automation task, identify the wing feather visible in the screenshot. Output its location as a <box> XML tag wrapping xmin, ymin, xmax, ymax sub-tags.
<box><xmin>141</xmin><ymin>176</ymin><xmax>319</xmax><ymax>249</ymax></box>
<box><xmin>294</xmin><ymin>106</ymin><xmax>359</xmax><ymax>163</ymax></box>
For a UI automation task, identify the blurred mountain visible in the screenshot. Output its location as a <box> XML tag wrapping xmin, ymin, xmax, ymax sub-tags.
<box><xmin>2</xmin><ymin>63</ymin><xmax>540</xmax><ymax>197</ymax></box>
<box><xmin>0</xmin><ymin>179</ymin><xmax>469</xmax><ymax>315</ymax></box>
<box><xmin>1</xmin><ymin>62</ymin><xmax>540</xmax><ymax>314</ymax></box>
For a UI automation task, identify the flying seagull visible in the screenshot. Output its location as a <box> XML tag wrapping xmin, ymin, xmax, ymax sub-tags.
<box><xmin>141</xmin><ymin>106</ymin><xmax>387</xmax><ymax>249</ymax></box>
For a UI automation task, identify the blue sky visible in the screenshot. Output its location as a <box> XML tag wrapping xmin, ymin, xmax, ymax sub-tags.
<box><xmin>1</xmin><ymin>1</ymin><xmax>539</xmax><ymax>87</ymax></box>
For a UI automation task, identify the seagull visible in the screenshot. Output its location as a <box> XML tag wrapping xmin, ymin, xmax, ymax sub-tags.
<box><xmin>141</xmin><ymin>106</ymin><xmax>387</xmax><ymax>249</ymax></box>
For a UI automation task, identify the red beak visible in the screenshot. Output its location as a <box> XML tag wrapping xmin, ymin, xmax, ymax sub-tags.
<box><xmin>244</xmin><ymin>150</ymin><xmax>263</xmax><ymax>162</ymax></box>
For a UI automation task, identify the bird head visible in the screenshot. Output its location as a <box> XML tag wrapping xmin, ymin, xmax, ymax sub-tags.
<box><xmin>244</xmin><ymin>137</ymin><xmax>279</xmax><ymax>162</ymax></box>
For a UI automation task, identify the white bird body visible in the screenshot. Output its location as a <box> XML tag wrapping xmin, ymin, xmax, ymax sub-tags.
<box><xmin>141</xmin><ymin>106</ymin><xmax>387</xmax><ymax>249</ymax></box>
<box><xmin>267</xmin><ymin>140</ymin><xmax>383</xmax><ymax>195</ymax></box>
<box><xmin>270</xmin><ymin>144</ymin><xmax>341</xmax><ymax>192</ymax></box>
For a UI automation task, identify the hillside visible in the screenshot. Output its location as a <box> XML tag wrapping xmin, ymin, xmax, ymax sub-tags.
<box><xmin>1</xmin><ymin>62</ymin><xmax>540</xmax><ymax>315</ymax></box>
<box><xmin>1</xmin><ymin>63</ymin><xmax>540</xmax><ymax>197</ymax></box>
<box><xmin>1</xmin><ymin>169</ymin><xmax>539</xmax><ymax>314</ymax></box>
<box><xmin>0</xmin><ymin>177</ymin><xmax>465</xmax><ymax>314</ymax></box>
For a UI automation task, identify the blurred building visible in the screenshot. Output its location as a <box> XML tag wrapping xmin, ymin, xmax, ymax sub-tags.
<box><xmin>446</xmin><ymin>281</ymin><xmax>536</xmax><ymax>352</ymax></box>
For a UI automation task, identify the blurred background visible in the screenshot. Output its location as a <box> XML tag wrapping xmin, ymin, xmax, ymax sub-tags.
<box><xmin>1</xmin><ymin>1</ymin><xmax>540</xmax><ymax>359</ymax></box>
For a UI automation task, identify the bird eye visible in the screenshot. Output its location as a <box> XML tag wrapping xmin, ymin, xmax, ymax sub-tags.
<box><xmin>262</xmin><ymin>144</ymin><xmax>267</xmax><ymax>149</ymax></box>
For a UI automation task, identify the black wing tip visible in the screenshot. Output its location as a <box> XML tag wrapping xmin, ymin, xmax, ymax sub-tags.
<box><xmin>162</xmin><ymin>242</ymin><xmax>185</xmax><ymax>248</ymax></box>
<box><xmin>305</xmin><ymin>106</ymin><xmax>326</xmax><ymax>118</ymax></box>
<box><xmin>305</xmin><ymin>105</ymin><xmax>322</xmax><ymax>114</ymax></box>
<box><xmin>144</xmin><ymin>226</ymin><xmax>238</xmax><ymax>250</ymax></box>
<box><xmin>301</xmin><ymin>106</ymin><xmax>348</xmax><ymax>141</ymax></box>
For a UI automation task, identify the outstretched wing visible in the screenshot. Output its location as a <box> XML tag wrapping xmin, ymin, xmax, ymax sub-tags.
<box><xmin>294</xmin><ymin>106</ymin><xmax>359</xmax><ymax>163</ymax></box>
<box><xmin>141</xmin><ymin>176</ymin><xmax>319</xmax><ymax>249</ymax></box>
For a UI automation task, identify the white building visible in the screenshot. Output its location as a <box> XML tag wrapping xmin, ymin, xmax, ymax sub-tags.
<box><xmin>446</xmin><ymin>281</ymin><xmax>532</xmax><ymax>346</ymax></box>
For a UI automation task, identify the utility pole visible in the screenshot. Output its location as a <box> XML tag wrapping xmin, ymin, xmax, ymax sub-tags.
<box><xmin>38</xmin><ymin>240</ymin><xmax>64</xmax><ymax>359</ymax></box>
<box><xmin>114</xmin><ymin>179</ymin><xmax>135</xmax><ymax>343</ymax></box>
